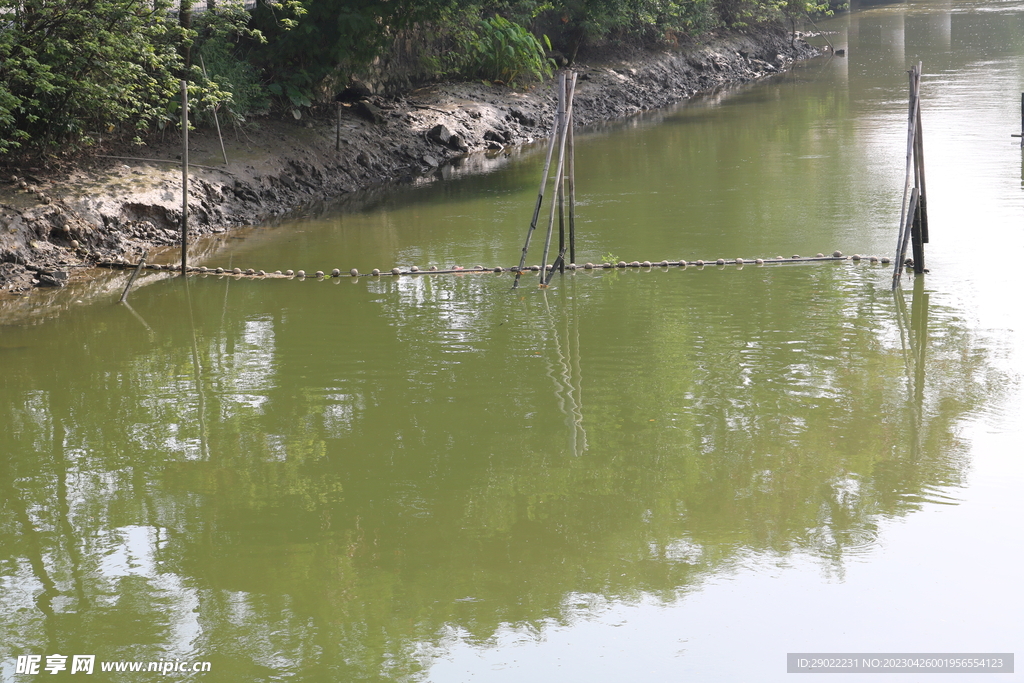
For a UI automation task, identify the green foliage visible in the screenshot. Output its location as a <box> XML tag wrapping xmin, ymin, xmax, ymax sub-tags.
<box><xmin>0</xmin><ymin>0</ymin><xmax>186</xmax><ymax>154</ymax></box>
<box><xmin>462</xmin><ymin>16</ymin><xmax>554</xmax><ymax>85</ymax></box>
<box><xmin>194</xmin><ymin>0</ymin><xmax>271</xmax><ymax>120</ymax></box>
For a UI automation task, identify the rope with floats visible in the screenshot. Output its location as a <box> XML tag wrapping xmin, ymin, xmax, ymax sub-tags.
<box><xmin>100</xmin><ymin>251</ymin><xmax>902</xmax><ymax>281</ymax></box>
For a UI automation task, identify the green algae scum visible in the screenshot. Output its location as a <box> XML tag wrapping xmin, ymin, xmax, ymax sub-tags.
<box><xmin>3</xmin><ymin>1</ymin><xmax>1024</xmax><ymax>681</ymax></box>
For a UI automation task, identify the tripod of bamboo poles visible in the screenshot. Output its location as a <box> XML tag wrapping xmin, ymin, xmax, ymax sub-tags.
<box><xmin>513</xmin><ymin>71</ymin><xmax>578</xmax><ymax>289</ymax></box>
<box><xmin>892</xmin><ymin>62</ymin><xmax>929</xmax><ymax>290</ymax></box>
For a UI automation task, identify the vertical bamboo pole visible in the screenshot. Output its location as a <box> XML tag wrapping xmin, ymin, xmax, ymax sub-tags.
<box><xmin>914</xmin><ymin>78</ymin><xmax>928</xmax><ymax>245</ymax></box>
<box><xmin>181</xmin><ymin>80</ymin><xmax>189</xmax><ymax>275</ymax></box>
<box><xmin>513</xmin><ymin>73</ymin><xmax>564</xmax><ymax>290</ymax></box>
<box><xmin>567</xmin><ymin>88</ymin><xmax>577</xmax><ymax>267</ymax></box>
<box><xmin>557</xmin><ymin>76</ymin><xmax>567</xmax><ymax>274</ymax></box>
<box><xmin>538</xmin><ymin>77</ymin><xmax>566</xmax><ymax>285</ymax></box>
<box><xmin>910</xmin><ymin>64</ymin><xmax>926</xmax><ymax>274</ymax></box>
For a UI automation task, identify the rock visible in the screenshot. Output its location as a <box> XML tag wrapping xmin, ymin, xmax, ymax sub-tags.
<box><xmin>37</xmin><ymin>271</ymin><xmax>68</xmax><ymax>287</ymax></box>
<box><xmin>357</xmin><ymin>152</ymin><xmax>372</xmax><ymax>167</ymax></box>
<box><xmin>422</xmin><ymin>155</ymin><xmax>439</xmax><ymax>167</ymax></box>
<box><xmin>484</xmin><ymin>130</ymin><xmax>508</xmax><ymax>144</ymax></box>
<box><xmin>448</xmin><ymin>133</ymin><xmax>469</xmax><ymax>153</ymax></box>
<box><xmin>336</xmin><ymin>81</ymin><xmax>373</xmax><ymax>103</ymax></box>
<box><xmin>428</xmin><ymin>124</ymin><xmax>456</xmax><ymax>147</ymax></box>
<box><xmin>509</xmin><ymin>108</ymin><xmax>535</xmax><ymax>127</ymax></box>
<box><xmin>354</xmin><ymin>100</ymin><xmax>385</xmax><ymax>125</ymax></box>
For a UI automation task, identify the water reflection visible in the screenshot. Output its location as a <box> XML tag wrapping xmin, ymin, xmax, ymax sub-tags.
<box><xmin>0</xmin><ymin>260</ymin><xmax>997</xmax><ymax>680</ymax></box>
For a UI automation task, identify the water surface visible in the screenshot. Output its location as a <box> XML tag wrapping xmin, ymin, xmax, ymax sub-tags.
<box><xmin>2</xmin><ymin>1</ymin><xmax>1024</xmax><ymax>680</ymax></box>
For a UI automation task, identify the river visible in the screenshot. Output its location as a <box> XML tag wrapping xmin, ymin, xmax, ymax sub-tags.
<box><xmin>2</xmin><ymin>1</ymin><xmax>1023</xmax><ymax>680</ymax></box>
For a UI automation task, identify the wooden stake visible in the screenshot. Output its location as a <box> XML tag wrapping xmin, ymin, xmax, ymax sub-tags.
<box><xmin>181</xmin><ymin>79</ymin><xmax>189</xmax><ymax>275</ymax></box>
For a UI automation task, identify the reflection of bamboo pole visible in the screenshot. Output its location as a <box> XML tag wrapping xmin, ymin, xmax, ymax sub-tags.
<box><xmin>53</xmin><ymin>418</ymin><xmax>88</xmax><ymax>607</ymax></box>
<box><xmin>185</xmin><ymin>277</ymin><xmax>211</xmax><ymax>461</ymax></box>
<box><xmin>910</xmin><ymin>276</ymin><xmax>929</xmax><ymax>408</ymax></box>
<box><xmin>121</xmin><ymin>300</ymin><xmax>154</xmax><ymax>334</ymax></box>
<box><xmin>566</xmin><ymin>276</ymin><xmax>586</xmax><ymax>453</ymax></box>
<box><xmin>541</xmin><ymin>286</ymin><xmax>587</xmax><ymax>456</ymax></box>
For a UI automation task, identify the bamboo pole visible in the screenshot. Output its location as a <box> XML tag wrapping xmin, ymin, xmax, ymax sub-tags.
<box><xmin>541</xmin><ymin>72</ymin><xmax>577</xmax><ymax>286</ymax></box>
<box><xmin>200</xmin><ymin>56</ymin><xmax>228</xmax><ymax>166</ymax></box>
<box><xmin>557</xmin><ymin>76</ymin><xmax>568</xmax><ymax>274</ymax></box>
<box><xmin>892</xmin><ymin>64</ymin><xmax>920</xmax><ymax>290</ymax></box>
<box><xmin>911</xmin><ymin>187</ymin><xmax>925</xmax><ymax>274</ymax></box>
<box><xmin>896</xmin><ymin>187</ymin><xmax>920</xmax><ymax>280</ymax></box>
<box><xmin>538</xmin><ymin>77</ymin><xmax>566</xmax><ymax>286</ymax></box>
<box><xmin>513</xmin><ymin>73</ymin><xmax>565</xmax><ymax>290</ymax></box>
<box><xmin>913</xmin><ymin>76</ymin><xmax>928</xmax><ymax>245</ymax></box>
<box><xmin>910</xmin><ymin>64</ymin><xmax>926</xmax><ymax>273</ymax></box>
<box><xmin>181</xmin><ymin>80</ymin><xmax>189</xmax><ymax>275</ymax></box>
<box><xmin>567</xmin><ymin>90</ymin><xmax>577</xmax><ymax>267</ymax></box>
<box><xmin>119</xmin><ymin>250</ymin><xmax>149</xmax><ymax>303</ymax></box>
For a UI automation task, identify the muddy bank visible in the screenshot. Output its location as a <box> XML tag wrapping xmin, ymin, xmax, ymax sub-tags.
<box><xmin>0</xmin><ymin>25</ymin><xmax>816</xmax><ymax>297</ymax></box>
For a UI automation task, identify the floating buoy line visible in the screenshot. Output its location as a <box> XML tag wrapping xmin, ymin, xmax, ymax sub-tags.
<box><xmin>101</xmin><ymin>251</ymin><xmax>901</xmax><ymax>282</ymax></box>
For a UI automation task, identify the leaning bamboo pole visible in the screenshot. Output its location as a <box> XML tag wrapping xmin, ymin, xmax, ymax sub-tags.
<box><xmin>542</xmin><ymin>72</ymin><xmax>577</xmax><ymax>286</ymax></box>
<box><xmin>513</xmin><ymin>72</ymin><xmax>565</xmax><ymax>290</ymax></box>
<box><xmin>892</xmin><ymin>63</ymin><xmax>922</xmax><ymax>290</ymax></box>
<box><xmin>539</xmin><ymin>75</ymin><xmax>569</xmax><ymax>285</ymax></box>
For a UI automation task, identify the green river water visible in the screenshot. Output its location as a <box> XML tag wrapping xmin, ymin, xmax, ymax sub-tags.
<box><xmin>3</xmin><ymin>1</ymin><xmax>1024</xmax><ymax>680</ymax></box>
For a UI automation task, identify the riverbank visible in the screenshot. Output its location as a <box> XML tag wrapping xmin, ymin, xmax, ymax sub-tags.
<box><xmin>0</xmin><ymin>25</ymin><xmax>816</xmax><ymax>296</ymax></box>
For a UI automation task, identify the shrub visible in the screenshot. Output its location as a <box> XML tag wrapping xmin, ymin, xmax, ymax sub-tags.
<box><xmin>461</xmin><ymin>16</ymin><xmax>554</xmax><ymax>86</ymax></box>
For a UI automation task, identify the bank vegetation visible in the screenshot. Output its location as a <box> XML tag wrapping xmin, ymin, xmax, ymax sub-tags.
<box><xmin>0</xmin><ymin>0</ymin><xmax>837</xmax><ymax>160</ymax></box>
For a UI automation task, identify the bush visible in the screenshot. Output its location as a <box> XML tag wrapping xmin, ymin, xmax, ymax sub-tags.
<box><xmin>0</xmin><ymin>0</ymin><xmax>186</xmax><ymax>154</ymax></box>
<box><xmin>461</xmin><ymin>16</ymin><xmax>554</xmax><ymax>85</ymax></box>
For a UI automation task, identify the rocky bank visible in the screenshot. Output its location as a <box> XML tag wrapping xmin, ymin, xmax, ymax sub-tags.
<box><xmin>0</xmin><ymin>25</ymin><xmax>817</xmax><ymax>296</ymax></box>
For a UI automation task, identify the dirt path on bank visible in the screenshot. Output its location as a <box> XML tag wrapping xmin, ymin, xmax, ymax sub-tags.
<box><xmin>0</xmin><ymin>26</ymin><xmax>817</xmax><ymax>298</ymax></box>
